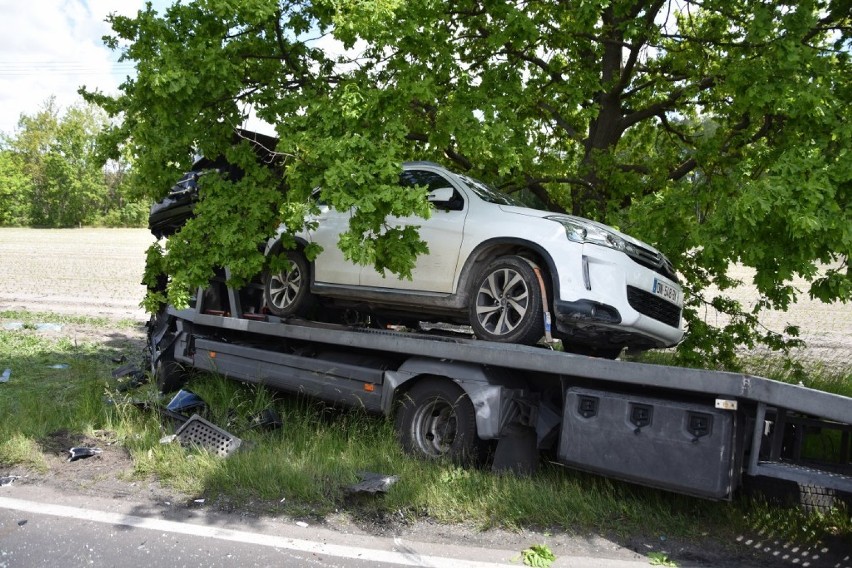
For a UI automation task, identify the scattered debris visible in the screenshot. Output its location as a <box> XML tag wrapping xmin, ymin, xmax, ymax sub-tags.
<box><xmin>158</xmin><ymin>407</ymin><xmax>190</xmax><ymax>430</ymax></box>
<box><xmin>248</xmin><ymin>408</ymin><xmax>282</xmax><ymax>431</ymax></box>
<box><xmin>17</xmin><ymin>520</ymin><xmax>27</xmax><ymax>527</ymax></box>
<box><xmin>68</xmin><ymin>447</ymin><xmax>102</xmax><ymax>462</ymax></box>
<box><xmin>2</xmin><ymin>322</ymin><xmax>23</xmax><ymax>330</ymax></box>
<box><xmin>295</xmin><ymin>521</ymin><xmax>309</xmax><ymax>528</ymax></box>
<box><xmin>35</xmin><ymin>323</ymin><xmax>62</xmax><ymax>332</ymax></box>
<box><xmin>111</xmin><ymin>355</ymin><xmax>128</xmax><ymax>364</ymax></box>
<box><xmin>174</xmin><ymin>414</ymin><xmax>242</xmax><ymax>457</ymax></box>
<box><xmin>48</xmin><ymin>364</ymin><xmax>69</xmax><ymax>369</ymax></box>
<box><xmin>193</xmin><ymin>498</ymin><xmax>205</xmax><ymax>504</ymax></box>
<box><xmin>1</xmin><ymin>475</ymin><xmax>20</xmax><ymax>486</ymax></box>
<box><xmin>111</xmin><ymin>363</ymin><xmax>139</xmax><ymax>378</ymax></box>
<box><xmin>159</xmin><ymin>435</ymin><xmax>176</xmax><ymax>445</ymax></box>
<box><xmin>0</xmin><ymin>368</ymin><xmax>9</xmax><ymax>383</ymax></box>
<box><xmin>345</xmin><ymin>471</ymin><xmax>400</xmax><ymax>494</ymax></box>
<box><xmin>167</xmin><ymin>390</ymin><xmax>207</xmax><ymax>415</ymax></box>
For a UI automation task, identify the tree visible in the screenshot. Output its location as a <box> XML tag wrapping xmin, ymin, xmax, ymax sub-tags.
<box><xmin>85</xmin><ymin>0</ymin><xmax>851</xmax><ymax>366</ymax></box>
<box><xmin>2</xmin><ymin>98</ymin><xmax>144</xmax><ymax>228</ymax></box>
<box><xmin>0</xmin><ymin>150</ymin><xmax>33</xmax><ymax>225</ymax></box>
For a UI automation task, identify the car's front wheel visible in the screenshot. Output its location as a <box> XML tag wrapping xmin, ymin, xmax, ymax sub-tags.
<box><xmin>263</xmin><ymin>250</ymin><xmax>315</xmax><ymax>317</ymax></box>
<box><xmin>469</xmin><ymin>256</ymin><xmax>544</xmax><ymax>345</ymax></box>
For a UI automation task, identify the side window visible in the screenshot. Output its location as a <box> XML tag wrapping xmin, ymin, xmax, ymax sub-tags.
<box><xmin>399</xmin><ymin>170</ymin><xmax>464</xmax><ymax>211</ymax></box>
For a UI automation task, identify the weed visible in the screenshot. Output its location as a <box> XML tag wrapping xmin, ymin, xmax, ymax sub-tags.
<box><xmin>519</xmin><ymin>544</ymin><xmax>556</xmax><ymax>567</ymax></box>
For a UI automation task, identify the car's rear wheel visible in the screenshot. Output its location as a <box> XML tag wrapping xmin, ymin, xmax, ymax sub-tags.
<box><xmin>469</xmin><ymin>256</ymin><xmax>544</xmax><ymax>345</ymax></box>
<box><xmin>264</xmin><ymin>250</ymin><xmax>315</xmax><ymax>317</ymax></box>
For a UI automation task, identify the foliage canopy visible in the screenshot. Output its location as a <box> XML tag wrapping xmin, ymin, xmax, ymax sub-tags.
<box><xmin>84</xmin><ymin>0</ymin><xmax>851</xmax><ymax>366</ymax></box>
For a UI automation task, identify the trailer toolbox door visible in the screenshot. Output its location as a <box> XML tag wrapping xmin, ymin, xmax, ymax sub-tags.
<box><xmin>559</xmin><ymin>387</ymin><xmax>736</xmax><ymax>499</ymax></box>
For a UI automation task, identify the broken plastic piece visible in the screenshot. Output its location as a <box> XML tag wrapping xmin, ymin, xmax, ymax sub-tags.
<box><xmin>0</xmin><ymin>369</ymin><xmax>9</xmax><ymax>383</ymax></box>
<box><xmin>249</xmin><ymin>408</ymin><xmax>282</xmax><ymax>431</ymax></box>
<box><xmin>48</xmin><ymin>364</ymin><xmax>69</xmax><ymax>370</ymax></box>
<box><xmin>159</xmin><ymin>434</ymin><xmax>177</xmax><ymax>444</ymax></box>
<box><xmin>111</xmin><ymin>363</ymin><xmax>138</xmax><ymax>378</ymax></box>
<box><xmin>345</xmin><ymin>471</ymin><xmax>399</xmax><ymax>494</ymax></box>
<box><xmin>174</xmin><ymin>414</ymin><xmax>242</xmax><ymax>457</ymax></box>
<box><xmin>166</xmin><ymin>390</ymin><xmax>207</xmax><ymax>414</ymax></box>
<box><xmin>35</xmin><ymin>323</ymin><xmax>62</xmax><ymax>332</ymax></box>
<box><xmin>1</xmin><ymin>475</ymin><xmax>20</xmax><ymax>486</ymax></box>
<box><xmin>68</xmin><ymin>447</ymin><xmax>102</xmax><ymax>462</ymax></box>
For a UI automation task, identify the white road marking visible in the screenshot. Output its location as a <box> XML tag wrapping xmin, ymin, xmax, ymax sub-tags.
<box><xmin>0</xmin><ymin>496</ymin><xmax>515</xmax><ymax>568</ymax></box>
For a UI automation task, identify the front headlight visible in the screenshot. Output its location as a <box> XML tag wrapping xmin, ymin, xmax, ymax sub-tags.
<box><xmin>546</xmin><ymin>215</ymin><xmax>638</xmax><ymax>255</ymax></box>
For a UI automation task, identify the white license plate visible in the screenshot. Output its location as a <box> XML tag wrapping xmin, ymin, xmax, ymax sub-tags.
<box><xmin>652</xmin><ymin>278</ymin><xmax>679</xmax><ymax>304</ymax></box>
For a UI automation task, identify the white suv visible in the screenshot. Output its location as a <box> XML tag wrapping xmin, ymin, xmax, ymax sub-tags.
<box><xmin>264</xmin><ymin>162</ymin><xmax>684</xmax><ymax>356</ymax></box>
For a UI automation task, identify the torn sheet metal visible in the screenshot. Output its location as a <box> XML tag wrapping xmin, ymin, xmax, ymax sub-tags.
<box><xmin>345</xmin><ymin>472</ymin><xmax>399</xmax><ymax>494</ymax></box>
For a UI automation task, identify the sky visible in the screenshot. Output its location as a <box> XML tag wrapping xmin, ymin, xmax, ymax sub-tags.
<box><xmin>0</xmin><ymin>0</ymin><xmax>171</xmax><ymax>136</ymax></box>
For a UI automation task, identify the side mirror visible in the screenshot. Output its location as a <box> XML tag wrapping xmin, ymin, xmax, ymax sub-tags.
<box><xmin>427</xmin><ymin>187</ymin><xmax>455</xmax><ymax>203</ymax></box>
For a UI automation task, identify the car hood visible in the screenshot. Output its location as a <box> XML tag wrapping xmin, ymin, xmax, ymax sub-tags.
<box><xmin>497</xmin><ymin>204</ymin><xmax>663</xmax><ymax>256</ymax></box>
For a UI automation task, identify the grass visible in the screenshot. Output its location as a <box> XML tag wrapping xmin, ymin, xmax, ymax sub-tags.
<box><xmin>1</xmin><ymin>309</ymin><xmax>850</xmax><ymax>562</ymax></box>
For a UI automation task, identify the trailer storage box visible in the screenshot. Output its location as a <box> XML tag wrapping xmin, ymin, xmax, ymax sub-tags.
<box><xmin>559</xmin><ymin>387</ymin><xmax>736</xmax><ymax>499</ymax></box>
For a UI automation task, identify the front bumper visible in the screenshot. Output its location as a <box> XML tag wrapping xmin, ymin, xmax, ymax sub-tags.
<box><xmin>551</xmin><ymin>244</ymin><xmax>684</xmax><ymax>349</ymax></box>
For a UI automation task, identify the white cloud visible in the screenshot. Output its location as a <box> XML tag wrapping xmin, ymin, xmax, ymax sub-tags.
<box><xmin>0</xmin><ymin>0</ymin><xmax>160</xmax><ymax>135</ymax></box>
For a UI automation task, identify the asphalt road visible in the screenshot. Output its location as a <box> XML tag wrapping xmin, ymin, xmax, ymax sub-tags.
<box><xmin>0</xmin><ymin>485</ymin><xmax>647</xmax><ymax>568</ymax></box>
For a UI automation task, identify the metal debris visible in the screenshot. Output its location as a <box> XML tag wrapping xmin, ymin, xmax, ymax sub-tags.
<box><xmin>345</xmin><ymin>472</ymin><xmax>399</xmax><ymax>494</ymax></box>
<box><xmin>68</xmin><ymin>447</ymin><xmax>102</xmax><ymax>462</ymax></box>
<box><xmin>174</xmin><ymin>414</ymin><xmax>242</xmax><ymax>457</ymax></box>
<box><xmin>1</xmin><ymin>475</ymin><xmax>20</xmax><ymax>486</ymax></box>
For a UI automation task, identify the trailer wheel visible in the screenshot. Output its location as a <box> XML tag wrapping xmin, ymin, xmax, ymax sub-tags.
<box><xmin>264</xmin><ymin>250</ymin><xmax>315</xmax><ymax>317</ymax></box>
<box><xmin>469</xmin><ymin>256</ymin><xmax>544</xmax><ymax>345</ymax></box>
<box><xmin>153</xmin><ymin>344</ymin><xmax>186</xmax><ymax>394</ymax></box>
<box><xmin>395</xmin><ymin>379</ymin><xmax>481</xmax><ymax>464</ymax></box>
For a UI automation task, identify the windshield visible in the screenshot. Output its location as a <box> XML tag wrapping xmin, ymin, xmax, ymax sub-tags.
<box><xmin>457</xmin><ymin>174</ymin><xmax>524</xmax><ymax>207</ymax></box>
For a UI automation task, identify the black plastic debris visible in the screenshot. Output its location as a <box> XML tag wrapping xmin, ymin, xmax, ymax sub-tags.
<box><xmin>0</xmin><ymin>368</ymin><xmax>9</xmax><ymax>383</ymax></box>
<box><xmin>111</xmin><ymin>363</ymin><xmax>138</xmax><ymax>378</ymax></box>
<box><xmin>1</xmin><ymin>475</ymin><xmax>20</xmax><ymax>486</ymax></box>
<box><xmin>249</xmin><ymin>408</ymin><xmax>282</xmax><ymax>431</ymax></box>
<box><xmin>345</xmin><ymin>472</ymin><xmax>399</xmax><ymax>495</ymax></box>
<box><xmin>158</xmin><ymin>407</ymin><xmax>190</xmax><ymax>430</ymax></box>
<box><xmin>68</xmin><ymin>447</ymin><xmax>102</xmax><ymax>462</ymax></box>
<box><xmin>111</xmin><ymin>355</ymin><xmax>127</xmax><ymax>364</ymax></box>
<box><xmin>167</xmin><ymin>390</ymin><xmax>207</xmax><ymax>415</ymax></box>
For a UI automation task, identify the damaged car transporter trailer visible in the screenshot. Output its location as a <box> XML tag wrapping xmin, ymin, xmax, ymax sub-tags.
<box><xmin>149</xmin><ymin>270</ymin><xmax>852</xmax><ymax>504</ymax></box>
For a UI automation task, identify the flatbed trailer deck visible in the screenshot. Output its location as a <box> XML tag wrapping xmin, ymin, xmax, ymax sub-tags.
<box><xmin>149</xmin><ymin>278</ymin><xmax>852</xmax><ymax>504</ymax></box>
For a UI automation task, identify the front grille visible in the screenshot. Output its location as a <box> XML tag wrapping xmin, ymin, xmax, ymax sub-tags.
<box><xmin>627</xmin><ymin>286</ymin><xmax>681</xmax><ymax>328</ymax></box>
<box><xmin>626</xmin><ymin>247</ymin><xmax>678</xmax><ymax>282</ymax></box>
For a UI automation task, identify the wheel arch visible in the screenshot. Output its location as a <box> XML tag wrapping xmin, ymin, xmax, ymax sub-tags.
<box><xmin>384</xmin><ymin>358</ymin><xmax>528</xmax><ymax>440</ymax></box>
<box><xmin>456</xmin><ymin>238</ymin><xmax>560</xmax><ymax>307</ymax></box>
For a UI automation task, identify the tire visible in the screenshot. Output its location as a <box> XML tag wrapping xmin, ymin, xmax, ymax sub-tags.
<box><xmin>153</xmin><ymin>344</ymin><xmax>186</xmax><ymax>394</ymax></box>
<box><xmin>469</xmin><ymin>256</ymin><xmax>544</xmax><ymax>345</ymax></box>
<box><xmin>146</xmin><ymin>308</ymin><xmax>187</xmax><ymax>393</ymax></box>
<box><xmin>264</xmin><ymin>250</ymin><xmax>315</xmax><ymax>317</ymax></box>
<box><xmin>395</xmin><ymin>378</ymin><xmax>482</xmax><ymax>464</ymax></box>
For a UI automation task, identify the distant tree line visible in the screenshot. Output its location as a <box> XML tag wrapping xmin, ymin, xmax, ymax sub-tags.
<box><xmin>0</xmin><ymin>97</ymin><xmax>148</xmax><ymax>228</ymax></box>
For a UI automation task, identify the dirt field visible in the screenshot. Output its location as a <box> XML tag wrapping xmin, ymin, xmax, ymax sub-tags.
<box><xmin>0</xmin><ymin>227</ymin><xmax>850</xmax><ymax>365</ymax></box>
<box><xmin>0</xmin><ymin>228</ymin><xmax>153</xmax><ymax>321</ymax></box>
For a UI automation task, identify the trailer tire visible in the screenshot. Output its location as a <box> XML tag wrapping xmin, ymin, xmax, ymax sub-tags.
<box><xmin>153</xmin><ymin>344</ymin><xmax>186</xmax><ymax>394</ymax></box>
<box><xmin>395</xmin><ymin>378</ymin><xmax>482</xmax><ymax>464</ymax></box>
<box><xmin>264</xmin><ymin>250</ymin><xmax>315</xmax><ymax>317</ymax></box>
<box><xmin>469</xmin><ymin>256</ymin><xmax>544</xmax><ymax>345</ymax></box>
